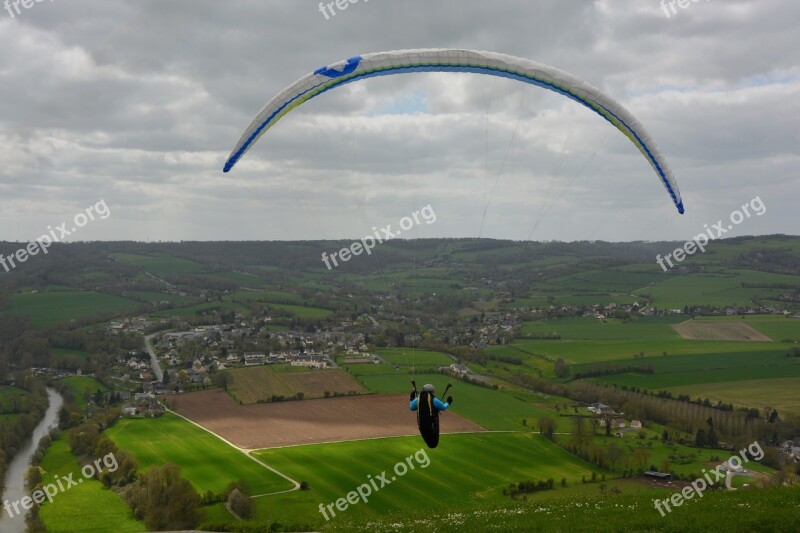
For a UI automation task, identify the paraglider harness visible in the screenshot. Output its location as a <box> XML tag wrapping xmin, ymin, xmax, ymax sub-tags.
<box><xmin>412</xmin><ymin>380</ymin><xmax>451</xmax><ymax>449</ymax></box>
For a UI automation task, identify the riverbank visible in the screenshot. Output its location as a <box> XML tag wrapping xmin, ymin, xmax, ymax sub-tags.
<box><xmin>0</xmin><ymin>387</ymin><xmax>64</xmax><ymax>533</ymax></box>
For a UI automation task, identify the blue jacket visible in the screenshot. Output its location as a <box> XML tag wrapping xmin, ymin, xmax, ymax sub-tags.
<box><xmin>410</xmin><ymin>395</ymin><xmax>449</xmax><ymax>412</ymax></box>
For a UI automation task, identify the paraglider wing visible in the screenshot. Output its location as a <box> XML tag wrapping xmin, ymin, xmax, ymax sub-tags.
<box><xmin>224</xmin><ymin>49</ymin><xmax>684</xmax><ymax>214</ymax></box>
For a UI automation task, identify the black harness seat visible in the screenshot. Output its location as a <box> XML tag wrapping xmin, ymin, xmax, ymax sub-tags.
<box><xmin>416</xmin><ymin>390</ymin><xmax>440</xmax><ymax>449</ymax></box>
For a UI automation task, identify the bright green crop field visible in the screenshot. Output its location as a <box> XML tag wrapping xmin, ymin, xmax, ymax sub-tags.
<box><xmin>8</xmin><ymin>290</ymin><xmax>140</xmax><ymax>328</ymax></box>
<box><xmin>252</xmin><ymin>432</ymin><xmax>604</xmax><ymax>527</ymax></box>
<box><xmin>107</xmin><ymin>414</ymin><xmax>294</xmax><ymax>495</ymax></box>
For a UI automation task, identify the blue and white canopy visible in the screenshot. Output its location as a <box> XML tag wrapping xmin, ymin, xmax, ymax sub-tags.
<box><xmin>224</xmin><ymin>49</ymin><xmax>684</xmax><ymax>214</ymax></box>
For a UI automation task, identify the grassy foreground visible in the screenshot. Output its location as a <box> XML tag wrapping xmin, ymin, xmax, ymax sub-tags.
<box><xmin>250</xmin><ymin>432</ymin><xmax>604</xmax><ymax>527</ymax></box>
<box><xmin>107</xmin><ymin>413</ymin><xmax>294</xmax><ymax>495</ymax></box>
<box><xmin>329</xmin><ymin>485</ymin><xmax>800</xmax><ymax>532</ymax></box>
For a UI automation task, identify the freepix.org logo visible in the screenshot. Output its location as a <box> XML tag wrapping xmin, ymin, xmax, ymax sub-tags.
<box><xmin>4</xmin><ymin>0</ymin><xmax>54</xmax><ymax>19</ymax></box>
<box><xmin>318</xmin><ymin>0</ymin><xmax>371</xmax><ymax>21</ymax></box>
<box><xmin>321</xmin><ymin>205</ymin><xmax>437</xmax><ymax>271</ymax></box>
<box><xmin>0</xmin><ymin>199</ymin><xmax>111</xmax><ymax>273</ymax></box>
<box><xmin>653</xmin><ymin>441</ymin><xmax>764</xmax><ymax>517</ymax></box>
<box><xmin>655</xmin><ymin>196</ymin><xmax>766</xmax><ymax>272</ymax></box>
<box><xmin>318</xmin><ymin>448</ymin><xmax>430</xmax><ymax>521</ymax></box>
<box><xmin>4</xmin><ymin>452</ymin><xmax>119</xmax><ymax>520</ymax></box>
<box><xmin>660</xmin><ymin>0</ymin><xmax>712</xmax><ymax>19</ymax></box>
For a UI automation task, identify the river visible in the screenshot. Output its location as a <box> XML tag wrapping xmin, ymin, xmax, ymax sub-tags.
<box><xmin>0</xmin><ymin>387</ymin><xmax>64</xmax><ymax>533</ymax></box>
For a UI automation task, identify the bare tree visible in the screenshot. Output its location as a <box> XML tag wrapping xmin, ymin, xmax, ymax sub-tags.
<box><xmin>606</xmin><ymin>442</ymin><xmax>625</xmax><ymax>471</ymax></box>
<box><xmin>538</xmin><ymin>417</ymin><xmax>557</xmax><ymax>441</ymax></box>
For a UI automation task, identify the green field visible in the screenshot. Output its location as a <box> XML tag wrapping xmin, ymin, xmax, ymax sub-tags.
<box><xmin>537</xmin><ymin>293</ymin><xmax>643</xmax><ymax>306</ymax></box>
<box><xmin>51</xmin><ymin>347</ymin><xmax>90</xmax><ymax>362</ymax></box>
<box><xmin>227</xmin><ymin>366</ymin><xmax>367</xmax><ymax>404</ymax></box>
<box><xmin>38</xmin><ymin>437</ymin><xmax>145</xmax><ymax>533</ymax></box>
<box><xmin>644</xmin><ymin>271</ymin><xmax>793</xmax><ymax>309</ymax></box>
<box><xmin>522</xmin><ymin>316</ymin><xmax>686</xmax><ymax>341</ymax></box>
<box><xmin>585</xmin><ymin>345</ymin><xmax>798</xmax><ymax>383</ymax></box>
<box><xmin>252</xmin><ymin>432</ymin><xmax>605</xmax><ymax>527</ymax></box>
<box><xmin>107</xmin><ymin>413</ymin><xmax>294</xmax><ymax>495</ymax></box>
<box><xmin>7</xmin><ymin>290</ymin><xmax>140</xmax><ymax>328</ymax></box>
<box><xmin>597</xmin><ymin>359</ymin><xmax>800</xmax><ymax>390</ymax></box>
<box><xmin>229</xmin><ymin>289</ymin><xmax>306</xmax><ymax>304</ymax></box>
<box><xmin>203</xmin><ymin>271</ymin><xmax>269</xmax><ymax>286</ymax></box>
<box><xmin>356</xmin><ymin>275</ymin><xmax>493</xmax><ymax>298</ymax></box>
<box><xmin>548</xmin><ymin>269</ymin><xmax>661</xmax><ymax>292</ymax></box>
<box><xmin>342</xmin><ymin>350</ymin><xmax>453</xmax><ymax>377</ymax></box>
<box><xmin>340</xmin><ymin>358</ymin><xmax>402</xmax><ymax>375</ymax></box>
<box><xmin>515</xmin><ymin>315</ymin><xmax>800</xmax><ymax>413</ymax></box>
<box><xmin>59</xmin><ymin>376</ymin><xmax>109</xmax><ymax>408</ymax></box>
<box><xmin>527</xmin><ymin>253</ymin><xmax>799</xmax><ymax>310</ymax></box>
<box><xmin>150</xmin><ymin>300</ymin><xmax>248</xmax><ymax>319</ymax></box>
<box><xmin>111</xmin><ymin>252</ymin><xmax>204</xmax><ymax>275</ymax></box>
<box><xmin>127</xmin><ymin>290</ymin><xmax>197</xmax><ymax>306</ymax></box>
<box><xmin>354</xmin><ymin>372</ymin><xmax>570</xmax><ymax>432</ymax></box>
<box><xmin>376</xmin><ymin>348</ymin><xmax>453</xmax><ymax>369</ymax></box>
<box><xmin>667</xmin><ymin>377</ymin><xmax>800</xmax><ymax>415</ymax></box>
<box><xmin>517</xmin><ymin>315</ymin><xmax>796</xmax><ymax>357</ymax></box>
<box><xmin>483</xmin><ymin>343</ymin><xmax>558</xmax><ymax>379</ymax></box>
<box><xmin>0</xmin><ymin>385</ymin><xmax>28</xmax><ymax>414</ymax></box>
<box><xmin>509</xmin><ymin>337</ymin><xmax>784</xmax><ymax>364</ymax></box>
<box><xmin>331</xmin><ymin>485</ymin><xmax>800</xmax><ymax>532</ymax></box>
<box><xmin>267</xmin><ymin>303</ymin><xmax>333</xmax><ymax>319</ymax></box>
<box><xmin>500</xmin><ymin>296</ymin><xmax>550</xmax><ymax>308</ymax></box>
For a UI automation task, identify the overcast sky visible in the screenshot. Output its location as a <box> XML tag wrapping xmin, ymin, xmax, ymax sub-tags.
<box><xmin>0</xmin><ymin>0</ymin><xmax>797</xmax><ymax>243</ymax></box>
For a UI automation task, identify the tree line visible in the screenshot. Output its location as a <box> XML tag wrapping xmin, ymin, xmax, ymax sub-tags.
<box><xmin>0</xmin><ymin>376</ymin><xmax>49</xmax><ymax>504</ymax></box>
<box><xmin>517</xmin><ymin>374</ymin><xmax>800</xmax><ymax>445</ymax></box>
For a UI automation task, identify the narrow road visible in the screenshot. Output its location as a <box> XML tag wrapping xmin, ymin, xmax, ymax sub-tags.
<box><xmin>144</xmin><ymin>334</ymin><xmax>164</xmax><ymax>382</ymax></box>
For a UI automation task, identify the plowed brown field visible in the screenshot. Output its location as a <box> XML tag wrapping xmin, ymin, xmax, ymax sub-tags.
<box><xmin>672</xmin><ymin>321</ymin><xmax>772</xmax><ymax>341</ymax></box>
<box><xmin>167</xmin><ymin>390</ymin><xmax>484</xmax><ymax>449</ymax></box>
